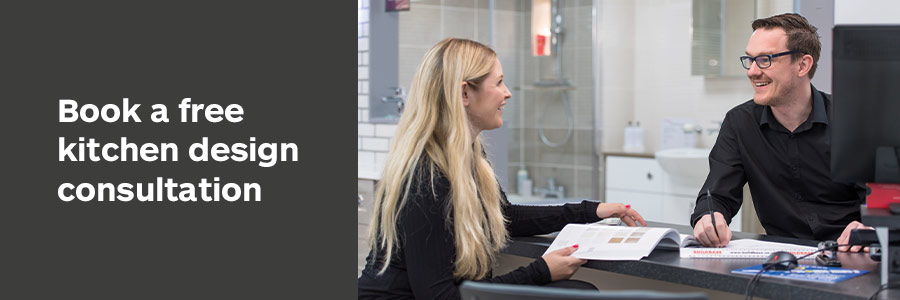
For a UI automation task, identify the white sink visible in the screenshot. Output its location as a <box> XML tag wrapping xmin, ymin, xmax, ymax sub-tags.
<box><xmin>654</xmin><ymin>148</ymin><xmax>712</xmax><ymax>185</ymax></box>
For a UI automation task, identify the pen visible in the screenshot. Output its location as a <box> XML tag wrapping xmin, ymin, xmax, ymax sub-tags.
<box><xmin>707</xmin><ymin>189</ymin><xmax>720</xmax><ymax>244</ymax></box>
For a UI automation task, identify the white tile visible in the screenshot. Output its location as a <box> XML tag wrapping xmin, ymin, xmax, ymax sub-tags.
<box><xmin>375</xmin><ymin>152</ymin><xmax>388</xmax><ymax>168</ymax></box>
<box><xmin>358</xmin><ymin>123</ymin><xmax>375</xmax><ymax>136</ymax></box>
<box><xmin>358</xmin><ymin>66</ymin><xmax>368</xmax><ymax>80</ymax></box>
<box><xmin>362</xmin><ymin>23</ymin><xmax>369</xmax><ymax>37</ymax></box>
<box><xmin>358</xmin><ymin>151</ymin><xmax>375</xmax><ymax>166</ymax></box>
<box><xmin>361</xmin><ymin>109</ymin><xmax>369</xmax><ymax>122</ymax></box>
<box><xmin>362</xmin><ymin>0</ymin><xmax>369</xmax><ymax>9</ymax></box>
<box><xmin>358</xmin><ymin>9</ymin><xmax>369</xmax><ymax>23</ymax></box>
<box><xmin>362</xmin><ymin>137</ymin><xmax>390</xmax><ymax>152</ymax></box>
<box><xmin>358</xmin><ymin>109</ymin><xmax>362</xmax><ymax>122</ymax></box>
<box><xmin>375</xmin><ymin>124</ymin><xmax>397</xmax><ymax>137</ymax></box>
<box><xmin>358</xmin><ymin>137</ymin><xmax>362</xmax><ymax>150</ymax></box>
<box><xmin>358</xmin><ymin>95</ymin><xmax>369</xmax><ymax>108</ymax></box>
<box><xmin>375</xmin><ymin>152</ymin><xmax>387</xmax><ymax>174</ymax></box>
<box><xmin>361</xmin><ymin>81</ymin><xmax>368</xmax><ymax>94</ymax></box>
<box><xmin>358</xmin><ymin>53</ymin><xmax>362</xmax><ymax>66</ymax></box>
<box><xmin>358</xmin><ymin>37</ymin><xmax>369</xmax><ymax>51</ymax></box>
<box><xmin>361</xmin><ymin>52</ymin><xmax>368</xmax><ymax>65</ymax></box>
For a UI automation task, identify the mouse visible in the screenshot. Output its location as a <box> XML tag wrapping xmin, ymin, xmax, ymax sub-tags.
<box><xmin>763</xmin><ymin>251</ymin><xmax>798</xmax><ymax>270</ymax></box>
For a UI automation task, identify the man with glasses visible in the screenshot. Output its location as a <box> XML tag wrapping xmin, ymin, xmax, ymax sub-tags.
<box><xmin>689</xmin><ymin>13</ymin><xmax>870</xmax><ymax>252</ymax></box>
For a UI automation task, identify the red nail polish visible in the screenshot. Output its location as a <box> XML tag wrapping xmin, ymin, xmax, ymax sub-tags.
<box><xmin>573</xmin><ymin>244</ymin><xmax>579</xmax><ymax>248</ymax></box>
<box><xmin>625</xmin><ymin>205</ymin><xmax>631</xmax><ymax>209</ymax></box>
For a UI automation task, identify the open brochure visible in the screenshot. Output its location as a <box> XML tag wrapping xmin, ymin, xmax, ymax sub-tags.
<box><xmin>544</xmin><ymin>224</ymin><xmax>817</xmax><ymax>261</ymax></box>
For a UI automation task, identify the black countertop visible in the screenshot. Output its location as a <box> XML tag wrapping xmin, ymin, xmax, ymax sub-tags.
<box><xmin>503</xmin><ymin>221</ymin><xmax>889</xmax><ymax>300</ymax></box>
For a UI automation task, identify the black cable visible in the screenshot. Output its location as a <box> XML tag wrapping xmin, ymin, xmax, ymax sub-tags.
<box><xmin>744</xmin><ymin>244</ymin><xmax>849</xmax><ymax>300</ymax></box>
<box><xmin>868</xmin><ymin>282</ymin><xmax>900</xmax><ymax>300</ymax></box>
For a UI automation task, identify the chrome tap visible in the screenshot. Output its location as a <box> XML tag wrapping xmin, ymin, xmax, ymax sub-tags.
<box><xmin>534</xmin><ymin>177</ymin><xmax>565</xmax><ymax>198</ymax></box>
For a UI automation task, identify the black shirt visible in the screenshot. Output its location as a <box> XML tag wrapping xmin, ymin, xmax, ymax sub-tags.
<box><xmin>690</xmin><ymin>84</ymin><xmax>862</xmax><ymax>241</ymax></box>
<box><xmin>358</xmin><ymin>161</ymin><xmax>601</xmax><ymax>299</ymax></box>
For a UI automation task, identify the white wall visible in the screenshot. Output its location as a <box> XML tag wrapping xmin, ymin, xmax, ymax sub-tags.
<box><xmin>600</xmin><ymin>0</ymin><xmax>756</xmax><ymax>153</ymax></box>
<box><xmin>835</xmin><ymin>0</ymin><xmax>900</xmax><ymax>24</ymax></box>
<box><xmin>598</xmin><ymin>0</ymin><xmax>636</xmax><ymax>154</ymax></box>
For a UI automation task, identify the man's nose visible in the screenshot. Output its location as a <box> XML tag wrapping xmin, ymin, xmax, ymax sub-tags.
<box><xmin>746</xmin><ymin>60</ymin><xmax>763</xmax><ymax>77</ymax></box>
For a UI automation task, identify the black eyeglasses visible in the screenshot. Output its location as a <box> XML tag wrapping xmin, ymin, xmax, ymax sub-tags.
<box><xmin>740</xmin><ymin>50</ymin><xmax>804</xmax><ymax>70</ymax></box>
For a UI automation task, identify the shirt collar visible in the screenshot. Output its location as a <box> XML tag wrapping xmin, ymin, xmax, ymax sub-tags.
<box><xmin>759</xmin><ymin>84</ymin><xmax>829</xmax><ymax>128</ymax></box>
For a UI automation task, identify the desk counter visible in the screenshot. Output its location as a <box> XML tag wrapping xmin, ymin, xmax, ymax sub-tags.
<box><xmin>503</xmin><ymin>221</ymin><xmax>889</xmax><ymax>300</ymax></box>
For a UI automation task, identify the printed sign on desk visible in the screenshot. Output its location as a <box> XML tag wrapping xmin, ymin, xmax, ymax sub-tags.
<box><xmin>732</xmin><ymin>264</ymin><xmax>868</xmax><ymax>284</ymax></box>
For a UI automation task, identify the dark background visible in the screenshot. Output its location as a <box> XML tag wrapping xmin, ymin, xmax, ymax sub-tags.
<box><xmin>0</xmin><ymin>2</ymin><xmax>351</xmax><ymax>298</ymax></box>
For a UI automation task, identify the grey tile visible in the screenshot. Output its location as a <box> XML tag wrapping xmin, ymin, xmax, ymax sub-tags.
<box><xmin>397</xmin><ymin>46</ymin><xmax>430</xmax><ymax>89</ymax></box>
<box><xmin>440</xmin><ymin>0</ymin><xmax>476</xmax><ymax>9</ymax></box>
<box><xmin>492</xmin><ymin>10</ymin><xmax>523</xmax><ymax>52</ymax></box>
<box><xmin>477</xmin><ymin>0</ymin><xmax>523</xmax><ymax>11</ymax></box>
<box><xmin>443</xmin><ymin>9</ymin><xmax>477</xmax><ymax>40</ymax></box>
<box><xmin>572</xmin><ymin>90</ymin><xmax>594</xmax><ymax>130</ymax></box>
<box><xmin>573</xmin><ymin>128</ymin><xmax>596</xmax><ymax>166</ymax></box>
<box><xmin>506</xmin><ymin>165</ymin><xmax>520</xmax><ymax>194</ymax></box>
<box><xmin>399</xmin><ymin>6</ymin><xmax>442</xmax><ymax>46</ymax></box>
<box><xmin>475</xmin><ymin>10</ymin><xmax>492</xmax><ymax>45</ymax></box>
<box><xmin>502</xmin><ymin>96</ymin><xmax>522</xmax><ymax>128</ymax></box>
<box><xmin>574</xmin><ymin>169</ymin><xmax>596</xmax><ymax>200</ymax></box>
<box><xmin>509</xmin><ymin>128</ymin><xmax>522</xmax><ymax>162</ymax></box>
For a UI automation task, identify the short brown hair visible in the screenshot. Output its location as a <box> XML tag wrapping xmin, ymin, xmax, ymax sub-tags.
<box><xmin>752</xmin><ymin>13</ymin><xmax>821</xmax><ymax>79</ymax></box>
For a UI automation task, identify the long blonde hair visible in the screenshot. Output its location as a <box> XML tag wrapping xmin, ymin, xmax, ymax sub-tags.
<box><xmin>368</xmin><ymin>38</ymin><xmax>507</xmax><ymax>280</ymax></box>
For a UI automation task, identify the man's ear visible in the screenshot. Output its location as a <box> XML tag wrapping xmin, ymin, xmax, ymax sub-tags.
<box><xmin>461</xmin><ymin>81</ymin><xmax>470</xmax><ymax>107</ymax></box>
<box><xmin>798</xmin><ymin>54</ymin><xmax>814</xmax><ymax>77</ymax></box>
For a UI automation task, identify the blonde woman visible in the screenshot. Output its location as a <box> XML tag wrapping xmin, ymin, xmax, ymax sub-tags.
<box><xmin>357</xmin><ymin>38</ymin><xmax>646</xmax><ymax>299</ymax></box>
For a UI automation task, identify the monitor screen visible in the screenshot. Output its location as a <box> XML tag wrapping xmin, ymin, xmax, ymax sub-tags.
<box><xmin>831</xmin><ymin>25</ymin><xmax>900</xmax><ymax>184</ymax></box>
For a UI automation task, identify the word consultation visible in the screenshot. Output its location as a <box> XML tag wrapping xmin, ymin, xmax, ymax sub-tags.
<box><xmin>56</xmin><ymin>98</ymin><xmax>299</xmax><ymax>203</ymax></box>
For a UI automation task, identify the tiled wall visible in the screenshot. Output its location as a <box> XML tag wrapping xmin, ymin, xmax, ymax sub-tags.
<box><xmin>359</xmin><ymin>0</ymin><xmax>596</xmax><ymax>198</ymax></box>
<box><xmin>358</xmin><ymin>0</ymin><xmax>394</xmax><ymax>179</ymax></box>
<box><xmin>507</xmin><ymin>0</ymin><xmax>596</xmax><ymax>200</ymax></box>
<box><xmin>359</xmin><ymin>0</ymin><xmax>523</xmax><ymax>180</ymax></box>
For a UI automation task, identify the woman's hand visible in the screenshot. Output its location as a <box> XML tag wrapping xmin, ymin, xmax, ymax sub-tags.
<box><xmin>597</xmin><ymin>203</ymin><xmax>647</xmax><ymax>226</ymax></box>
<box><xmin>542</xmin><ymin>245</ymin><xmax>586</xmax><ymax>281</ymax></box>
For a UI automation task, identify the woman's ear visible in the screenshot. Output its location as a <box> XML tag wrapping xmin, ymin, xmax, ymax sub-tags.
<box><xmin>461</xmin><ymin>81</ymin><xmax>471</xmax><ymax>107</ymax></box>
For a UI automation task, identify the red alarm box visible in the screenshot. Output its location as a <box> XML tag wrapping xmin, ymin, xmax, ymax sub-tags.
<box><xmin>866</xmin><ymin>183</ymin><xmax>900</xmax><ymax>209</ymax></box>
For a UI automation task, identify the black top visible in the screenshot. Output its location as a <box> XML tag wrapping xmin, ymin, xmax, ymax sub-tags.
<box><xmin>690</xmin><ymin>84</ymin><xmax>862</xmax><ymax>241</ymax></box>
<box><xmin>358</xmin><ymin>161</ymin><xmax>601</xmax><ymax>300</ymax></box>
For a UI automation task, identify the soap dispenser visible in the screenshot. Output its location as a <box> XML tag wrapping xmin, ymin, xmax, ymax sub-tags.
<box><xmin>517</xmin><ymin>166</ymin><xmax>532</xmax><ymax>196</ymax></box>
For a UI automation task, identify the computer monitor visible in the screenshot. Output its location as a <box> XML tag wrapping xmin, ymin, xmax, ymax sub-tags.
<box><xmin>831</xmin><ymin>25</ymin><xmax>900</xmax><ymax>184</ymax></box>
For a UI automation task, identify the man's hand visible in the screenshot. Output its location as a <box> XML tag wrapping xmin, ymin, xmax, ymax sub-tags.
<box><xmin>692</xmin><ymin>212</ymin><xmax>732</xmax><ymax>247</ymax></box>
<box><xmin>597</xmin><ymin>203</ymin><xmax>647</xmax><ymax>226</ymax></box>
<box><xmin>836</xmin><ymin>221</ymin><xmax>872</xmax><ymax>252</ymax></box>
<box><xmin>542</xmin><ymin>245</ymin><xmax>587</xmax><ymax>281</ymax></box>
